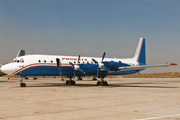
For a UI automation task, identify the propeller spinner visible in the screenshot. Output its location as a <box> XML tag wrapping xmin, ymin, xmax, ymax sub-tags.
<box><xmin>69</xmin><ymin>54</ymin><xmax>85</xmax><ymax>79</ymax></box>
<box><xmin>92</xmin><ymin>51</ymin><xmax>110</xmax><ymax>78</ymax></box>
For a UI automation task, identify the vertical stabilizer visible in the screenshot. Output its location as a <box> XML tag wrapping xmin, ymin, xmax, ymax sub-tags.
<box><xmin>16</xmin><ymin>50</ymin><xmax>25</xmax><ymax>58</ymax></box>
<box><xmin>134</xmin><ymin>38</ymin><xmax>146</xmax><ymax>64</ymax></box>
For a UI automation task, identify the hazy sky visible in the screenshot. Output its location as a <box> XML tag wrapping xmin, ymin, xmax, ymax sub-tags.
<box><xmin>0</xmin><ymin>0</ymin><xmax>179</xmax><ymax>73</ymax></box>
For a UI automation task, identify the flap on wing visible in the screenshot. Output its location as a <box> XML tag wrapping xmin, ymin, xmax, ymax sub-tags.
<box><xmin>118</xmin><ymin>63</ymin><xmax>177</xmax><ymax>70</ymax></box>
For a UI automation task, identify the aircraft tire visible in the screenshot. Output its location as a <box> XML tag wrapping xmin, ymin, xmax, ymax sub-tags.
<box><xmin>20</xmin><ymin>83</ymin><xmax>26</xmax><ymax>87</ymax></box>
<box><xmin>66</xmin><ymin>80</ymin><xmax>70</xmax><ymax>85</ymax></box>
<box><xmin>104</xmin><ymin>81</ymin><xmax>108</xmax><ymax>86</ymax></box>
<box><xmin>97</xmin><ymin>81</ymin><xmax>108</xmax><ymax>86</ymax></box>
<box><xmin>66</xmin><ymin>80</ymin><xmax>76</xmax><ymax>85</ymax></box>
<box><xmin>72</xmin><ymin>81</ymin><xmax>76</xmax><ymax>85</ymax></box>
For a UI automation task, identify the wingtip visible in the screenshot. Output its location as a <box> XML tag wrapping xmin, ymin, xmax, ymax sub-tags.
<box><xmin>171</xmin><ymin>63</ymin><xmax>177</xmax><ymax>65</ymax></box>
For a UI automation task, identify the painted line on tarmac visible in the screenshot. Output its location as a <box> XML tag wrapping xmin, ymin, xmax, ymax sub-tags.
<box><xmin>135</xmin><ymin>113</ymin><xmax>180</xmax><ymax>120</ymax></box>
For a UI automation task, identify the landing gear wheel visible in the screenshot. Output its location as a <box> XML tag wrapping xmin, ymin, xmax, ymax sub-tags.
<box><xmin>66</xmin><ymin>80</ymin><xmax>76</xmax><ymax>85</ymax></box>
<box><xmin>104</xmin><ymin>81</ymin><xmax>108</xmax><ymax>86</ymax></box>
<box><xmin>20</xmin><ymin>83</ymin><xmax>26</xmax><ymax>87</ymax></box>
<box><xmin>72</xmin><ymin>81</ymin><xmax>76</xmax><ymax>85</ymax></box>
<box><xmin>97</xmin><ymin>81</ymin><xmax>108</xmax><ymax>86</ymax></box>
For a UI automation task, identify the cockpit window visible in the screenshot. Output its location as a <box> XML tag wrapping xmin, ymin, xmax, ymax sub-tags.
<box><xmin>12</xmin><ymin>58</ymin><xmax>24</xmax><ymax>63</ymax></box>
<box><xmin>20</xmin><ymin>59</ymin><xmax>24</xmax><ymax>63</ymax></box>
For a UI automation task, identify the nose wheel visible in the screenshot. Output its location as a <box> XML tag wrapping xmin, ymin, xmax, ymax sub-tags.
<box><xmin>20</xmin><ymin>77</ymin><xmax>26</xmax><ymax>87</ymax></box>
<box><xmin>20</xmin><ymin>83</ymin><xmax>26</xmax><ymax>87</ymax></box>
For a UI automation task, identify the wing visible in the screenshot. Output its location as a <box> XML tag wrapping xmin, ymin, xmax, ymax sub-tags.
<box><xmin>118</xmin><ymin>63</ymin><xmax>177</xmax><ymax>70</ymax></box>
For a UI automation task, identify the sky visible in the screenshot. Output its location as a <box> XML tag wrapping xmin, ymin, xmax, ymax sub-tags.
<box><xmin>0</xmin><ymin>0</ymin><xmax>179</xmax><ymax>73</ymax></box>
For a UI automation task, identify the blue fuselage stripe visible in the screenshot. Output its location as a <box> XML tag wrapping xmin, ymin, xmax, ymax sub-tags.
<box><xmin>16</xmin><ymin>66</ymin><xmax>141</xmax><ymax>77</ymax></box>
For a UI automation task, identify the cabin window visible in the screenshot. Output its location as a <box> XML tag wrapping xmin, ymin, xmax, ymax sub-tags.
<box><xmin>91</xmin><ymin>62</ymin><xmax>93</xmax><ymax>64</ymax></box>
<box><xmin>83</xmin><ymin>62</ymin><xmax>85</xmax><ymax>63</ymax></box>
<box><xmin>38</xmin><ymin>60</ymin><xmax>41</xmax><ymax>63</ymax></box>
<box><xmin>119</xmin><ymin>61</ymin><xmax>121</xmax><ymax>63</ymax></box>
<box><xmin>44</xmin><ymin>60</ymin><xmax>46</xmax><ymax>63</ymax></box>
<box><xmin>74</xmin><ymin>61</ymin><xmax>76</xmax><ymax>64</ymax></box>
<box><xmin>51</xmin><ymin>60</ymin><xmax>53</xmax><ymax>63</ymax></box>
<box><xmin>87</xmin><ymin>62</ymin><xmax>89</xmax><ymax>64</ymax></box>
<box><xmin>17</xmin><ymin>60</ymin><xmax>19</xmax><ymax>63</ymax></box>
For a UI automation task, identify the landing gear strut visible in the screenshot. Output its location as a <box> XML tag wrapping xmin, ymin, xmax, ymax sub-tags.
<box><xmin>92</xmin><ymin>76</ymin><xmax>97</xmax><ymax>80</ymax></box>
<box><xmin>20</xmin><ymin>77</ymin><xmax>26</xmax><ymax>87</ymax></box>
<box><xmin>78</xmin><ymin>76</ymin><xmax>82</xmax><ymax>80</ymax></box>
<box><xmin>97</xmin><ymin>78</ymin><xmax>108</xmax><ymax>86</ymax></box>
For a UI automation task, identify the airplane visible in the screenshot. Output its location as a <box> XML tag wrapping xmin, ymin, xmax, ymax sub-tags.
<box><xmin>0</xmin><ymin>38</ymin><xmax>177</xmax><ymax>87</ymax></box>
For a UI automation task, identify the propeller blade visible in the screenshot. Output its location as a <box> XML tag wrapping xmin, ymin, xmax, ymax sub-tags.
<box><xmin>102</xmin><ymin>51</ymin><xmax>106</xmax><ymax>62</ymax></box>
<box><xmin>92</xmin><ymin>58</ymin><xmax>98</xmax><ymax>64</ymax></box>
<box><xmin>69</xmin><ymin>62</ymin><xmax>74</xmax><ymax>67</ymax></box>
<box><xmin>102</xmin><ymin>66</ymin><xmax>110</xmax><ymax>73</ymax></box>
<box><xmin>73</xmin><ymin>71</ymin><xmax>76</xmax><ymax>79</ymax></box>
<box><xmin>77</xmin><ymin>54</ymin><xmax>81</xmax><ymax>64</ymax></box>
<box><xmin>77</xmin><ymin>67</ymin><xmax>85</xmax><ymax>74</ymax></box>
<box><xmin>96</xmin><ymin>69</ymin><xmax>100</xmax><ymax>78</ymax></box>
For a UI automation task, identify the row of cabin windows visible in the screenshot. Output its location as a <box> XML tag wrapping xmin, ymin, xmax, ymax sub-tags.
<box><xmin>38</xmin><ymin>60</ymin><xmax>53</xmax><ymax>63</ymax></box>
<box><xmin>38</xmin><ymin>60</ymin><xmax>122</xmax><ymax>64</ymax></box>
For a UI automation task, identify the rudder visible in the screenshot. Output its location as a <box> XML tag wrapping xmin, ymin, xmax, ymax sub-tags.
<box><xmin>134</xmin><ymin>38</ymin><xmax>146</xmax><ymax>65</ymax></box>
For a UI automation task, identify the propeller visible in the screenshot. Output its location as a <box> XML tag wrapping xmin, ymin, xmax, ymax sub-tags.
<box><xmin>69</xmin><ymin>54</ymin><xmax>85</xmax><ymax>79</ymax></box>
<box><xmin>92</xmin><ymin>51</ymin><xmax>110</xmax><ymax>78</ymax></box>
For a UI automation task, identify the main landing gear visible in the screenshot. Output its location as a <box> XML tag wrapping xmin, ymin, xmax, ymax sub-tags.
<box><xmin>20</xmin><ymin>77</ymin><xmax>26</xmax><ymax>87</ymax></box>
<box><xmin>66</xmin><ymin>77</ymin><xmax>76</xmax><ymax>85</ymax></box>
<box><xmin>78</xmin><ymin>76</ymin><xmax>82</xmax><ymax>80</ymax></box>
<box><xmin>97</xmin><ymin>78</ymin><xmax>108</xmax><ymax>86</ymax></box>
<box><xmin>92</xmin><ymin>76</ymin><xmax>97</xmax><ymax>80</ymax></box>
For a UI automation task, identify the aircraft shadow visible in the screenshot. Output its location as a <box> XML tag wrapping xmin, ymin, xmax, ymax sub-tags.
<box><xmin>25</xmin><ymin>82</ymin><xmax>178</xmax><ymax>89</ymax></box>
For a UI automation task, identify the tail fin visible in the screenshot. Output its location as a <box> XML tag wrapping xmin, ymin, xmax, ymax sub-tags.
<box><xmin>133</xmin><ymin>38</ymin><xmax>146</xmax><ymax>64</ymax></box>
<box><xmin>16</xmin><ymin>50</ymin><xmax>25</xmax><ymax>58</ymax></box>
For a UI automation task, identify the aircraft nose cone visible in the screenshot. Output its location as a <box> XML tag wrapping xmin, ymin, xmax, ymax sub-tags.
<box><xmin>1</xmin><ymin>64</ymin><xmax>11</xmax><ymax>75</ymax></box>
<box><xmin>0</xmin><ymin>65</ymin><xmax>7</xmax><ymax>76</ymax></box>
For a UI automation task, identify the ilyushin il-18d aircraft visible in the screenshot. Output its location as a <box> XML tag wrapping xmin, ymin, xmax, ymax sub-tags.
<box><xmin>0</xmin><ymin>38</ymin><xmax>177</xmax><ymax>87</ymax></box>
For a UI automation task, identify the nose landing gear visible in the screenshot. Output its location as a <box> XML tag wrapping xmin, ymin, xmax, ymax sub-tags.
<box><xmin>20</xmin><ymin>77</ymin><xmax>26</xmax><ymax>87</ymax></box>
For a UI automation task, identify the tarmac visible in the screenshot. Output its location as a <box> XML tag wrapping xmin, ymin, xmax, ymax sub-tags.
<box><xmin>0</xmin><ymin>77</ymin><xmax>180</xmax><ymax>120</ymax></box>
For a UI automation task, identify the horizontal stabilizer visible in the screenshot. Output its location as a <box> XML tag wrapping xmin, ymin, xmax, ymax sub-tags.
<box><xmin>118</xmin><ymin>63</ymin><xmax>177</xmax><ymax>70</ymax></box>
